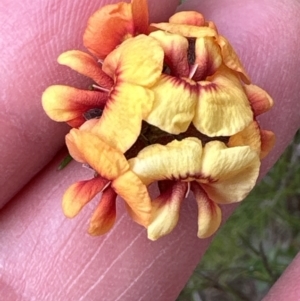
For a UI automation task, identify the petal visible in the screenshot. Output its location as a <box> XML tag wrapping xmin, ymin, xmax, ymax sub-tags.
<box><xmin>151</xmin><ymin>22</ymin><xmax>217</xmax><ymax>38</ymax></box>
<box><xmin>147</xmin><ymin>181</ymin><xmax>187</xmax><ymax>241</ymax></box>
<box><xmin>129</xmin><ymin>138</ymin><xmax>203</xmax><ymax>185</ymax></box>
<box><xmin>194</xmin><ymin>67</ymin><xmax>253</xmax><ymax>136</ymax></box>
<box><xmin>62</xmin><ymin>177</ymin><xmax>109</xmax><ymax>218</ymax></box>
<box><xmin>193</xmin><ymin>37</ymin><xmax>222</xmax><ymax>81</ymax></box>
<box><xmin>112</xmin><ymin>170</ymin><xmax>152</xmax><ymax>227</ymax></box>
<box><xmin>217</xmin><ymin>35</ymin><xmax>250</xmax><ymax>84</ymax></box>
<box><xmin>191</xmin><ymin>182</ymin><xmax>222</xmax><ymax>239</ymax></box>
<box><xmin>132</xmin><ymin>0</ymin><xmax>149</xmax><ymax>35</ymax></box>
<box><xmin>88</xmin><ymin>187</ymin><xmax>117</xmax><ymax>236</ymax></box>
<box><xmin>260</xmin><ymin>130</ymin><xmax>276</xmax><ymax>159</ymax></box>
<box><xmin>228</xmin><ymin>121</ymin><xmax>261</xmax><ymax>154</ymax></box>
<box><xmin>58</xmin><ymin>50</ymin><xmax>113</xmax><ymax>89</ymax></box>
<box><xmin>90</xmin><ymin>82</ymin><xmax>154</xmax><ymax>152</ymax></box>
<box><xmin>199</xmin><ymin>141</ymin><xmax>260</xmax><ymax>203</ymax></box>
<box><xmin>149</xmin><ymin>31</ymin><xmax>190</xmax><ymax>77</ymax></box>
<box><xmin>145</xmin><ymin>74</ymin><xmax>197</xmax><ymax>134</ymax></box>
<box><xmin>205</xmin><ymin>21</ymin><xmax>218</xmax><ymax>31</ymax></box>
<box><xmin>66</xmin><ymin>129</ymin><xmax>129</xmax><ymax>179</ymax></box>
<box><xmin>169</xmin><ymin>11</ymin><xmax>205</xmax><ymax>26</ymax></box>
<box><xmin>244</xmin><ymin>84</ymin><xmax>274</xmax><ymax>116</ymax></box>
<box><xmin>103</xmin><ymin>35</ymin><xmax>164</xmax><ymax>87</ymax></box>
<box><xmin>41</xmin><ymin>85</ymin><xmax>107</xmax><ymax>127</ymax></box>
<box><xmin>83</xmin><ymin>3</ymin><xmax>133</xmax><ymax>59</ymax></box>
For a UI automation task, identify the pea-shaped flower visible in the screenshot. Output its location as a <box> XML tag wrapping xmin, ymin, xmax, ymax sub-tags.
<box><xmin>129</xmin><ymin>138</ymin><xmax>260</xmax><ymax>240</ymax></box>
<box><xmin>63</xmin><ymin>129</ymin><xmax>152</xmax><ymax>235</ymax></box>
<box><xmin>42</xmin><ymin>35</ymin><xmax>164</xmax><ymax>152</ymax></box>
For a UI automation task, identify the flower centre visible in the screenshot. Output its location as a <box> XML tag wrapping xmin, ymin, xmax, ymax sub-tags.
<box><xmin>124</xmin><ymin>121</ymin><xmax>229</xmax><ymax>159</ymax></box>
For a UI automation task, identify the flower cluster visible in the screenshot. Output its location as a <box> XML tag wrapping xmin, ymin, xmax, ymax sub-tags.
<box><xmin>42</xmin><ymin>0</ymin><xmax>275</xmax><ymax>240</ymax></box>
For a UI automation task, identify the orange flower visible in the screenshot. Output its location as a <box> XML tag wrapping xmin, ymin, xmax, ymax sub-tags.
<box><xmin>84</xmin><ymin>0</ymin><xmax>149</xmax><ymax>59</ymax></box>
<box><xmin>142</xmin><ymin>11</ymin><xmax>259</xmax><ymax>137</ymax></box>
<box><xmin>129</xmin><ymin>138</ymin><xmax>260</xmax><ymax>240</ymax></box>
<box><xmin>62</xmin><ymin>129</ymin><xmax>152</xmax><ymax>235</ymax></box>
<box><xmin>41</xmin><ymin>0</ymin><xmax>275</xmax><ymax>241</ymax></box>
<box><xmin>42</xmin><ymin>35</ymin><xmax>164</xmax><ymax>152</ymax></box>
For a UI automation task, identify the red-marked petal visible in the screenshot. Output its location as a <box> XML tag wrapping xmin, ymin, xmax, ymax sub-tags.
<box><xmin>169</xmin><ymin>11</ymin><xmax>205</xmax><ymax>26</ymax></box>
<box><xmin>91</xmin><ymin>82</ymin><xmax>154</xmax><ymax>152</ymax></box>
<box><xmin>244</xmin><ymin>84</ymin><xmax>274</xmax><ymax>116</ymax></box>
<box><xmin>66</xmin><ymin>129</ymin><xmax>129</xmax><ymax>179</ymax></box>
<box><xmin>193</xmin><ymin>37</ymin><xmax>222</xmax><ymax>80</ymax></box>
<box><xmin>217</xmin><ymin>36</ymin><xmax>250</xmax><ymax>84</ymax></box>
<box><xmin>132</xmin><ymin>0</ymin><xmax>149</xmax><ymax>34</ymax></box>
<box><xmin>150</xmin><ymin>31</ymin><xmax>189</xmax><ymax>77</ymax></box>
<box><xmin>112</xmin><ymin>170</ymin><xmax>152</xmax><ymax>227</ymax></box>
<box><xmin>42</xmin><ymin>85</ymin><xmax>107</xmax><ymax>127</ymax></box>
<box><xmin>145</xmin><ymin>75</ymin><xmax>197</xmax><ymax>134</ymax></box>
<box><xmin>191</xmin><ymin>182</ymin><xmax>222</xmax><ymax>239</ymax></box>
<box><xmin>88</xmin><ymin>187</ymin><xmax>117</xmax><ymax>236</ymax></box>
<box><xmin>130</xmin><ymin>138</ymin><xmax>203</xmax><ymax>185</ymax></box>
<box><xmin>62</xmin><ymin>177</ymin><xmax>109</xmax><ymax>218</ymax></box>
<box><xmin>147</xmin><ymin>181</ymin><xmax>187</xmax><ymax>241</ymax></box>
<box><xmin>58</xmin><ymin>50</ymin><xmax>113</xmax><ymax>89</ymax></box>
<box><xmin>194</xmin><ymin>67</ymin><xmax>253</xmax><ymax>136</ymax></box>
<box><xmin>260</xmin><ymin>130</ymin><xmax>276</xmax><ymax>159</ymax></box>
<box><xmin>83</xmin><ymin>3</ymin><xmax>133</xmax><ymax>59</ymax></box>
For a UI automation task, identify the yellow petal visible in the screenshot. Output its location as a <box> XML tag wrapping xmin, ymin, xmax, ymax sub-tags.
<box><xmin>103</xmin><ymin>35</ymin><xmax>164</xmax><ymax>87</ymax></box>
<box><xmin>62</xmin><ymin>177</ymin><xmax>109</xmax><ymax>218</ymax></box>
<box><xmin>191</xmin><ymin>182</ymin><xmax>222</xmax><ymax>238</ymax></box>
<box><xmin>112</xmin><ymin>170</ymin><xmax>152</xmax><ymax>227</ymax></box>
<box><xmin>90</xmin><ymin>82</ymin><xmax>154</xmax><ymax>152</ymax></box>
<box><xmin>151</xmin><ymin>22</ymin><xmax>217</xmax><ymax>39</ymax></box>
<box><xmin>66</xmin><ymin>129</ymin><xmax>129</xmax><ymax>179</ymax></box>
<box><xmin>194</xmin><ymin>67</ymin><xmax>253</xmax><ymax>136</ymax></box>
<box><xmin>129</xmin><ymin>138</ymin><xmax>203</xmax><ymax>185</ymax></box>
<box><xmin>58</xmin><ymin>50</ymin><xmax>113</xmax><ymax>89</ymax></box>
<box><xmin>260</xmin><ymin>130</ymin><xmax>276</xmax><ymax>159</ymax></box>
<box><xmin>42</xmin><ymin>85</ymin><xmax>107</xmax><ymax>127</ymax></box>
<box><xmin>217</xmin><ymin>35</ymin><xmax>250</xmax><ymax>84</ymax></box>
<box><xmin>145</xmin><ymin>74</ymin><xmax>197</xmax><ymax>134</ymax></box>
<box><xmin>88</xmin><ymin>187</ymin><xmax>117</xmax><ymax>236</ymax></box>
<box><xmin>244</xmin><ymin>84</ymin><xmax>274</xmax><ymax>116</ymax></box>
<box><xmin>228</xmin><ymin>121</ymin><xmax>261</xmax><ymax>154</ymax></box>
<box><xmin>199</xmin><ymin>141</ymin><xmax>260</xmax><ymax>204</ymax></box>
<box><xmin>83</xmin><ymin>2</ymin><xmax>133</xmax><ymax>59</ymax></box>
<box><xmin>169</xmin><ymin>11</ymin><xmax>205</xmax><ymax>26</ymax></box>
<box><xmin>194</xmin><ymin>37</ymin><xmax>222</xmax><ymax>80</ymax></box>
<box><xmin>149</xmin><ymin>31</ymin><xmax>190</xmax><ymax>77</ymax></box>
<box><xmin>147</xmin><ymin>181</ymin><xmax>187</xmax><ymax>241</ymax></box>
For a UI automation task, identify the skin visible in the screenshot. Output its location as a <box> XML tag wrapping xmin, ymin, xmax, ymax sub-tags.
<box><xmin>0</xmin><ymin>0</ymin><xmax>300</xmax><ymax>300</ymax></box>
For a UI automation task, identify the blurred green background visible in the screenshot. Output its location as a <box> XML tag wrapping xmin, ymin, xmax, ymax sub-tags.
<box><xmin>178</xmin><ymin>130</ymin><xmax>300</xmax><ymax>301</ymax></box>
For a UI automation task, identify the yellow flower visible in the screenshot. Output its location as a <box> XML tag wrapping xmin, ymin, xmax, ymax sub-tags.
<box><xmin>62</xmin><ymin>129</ymin><xmax>152</xmax><ymax>235</ymax></box>
<box><xmin>42</xmin><ymin>35</ymin><xmax>164</xmax><ymax>152</ymax></box>
<box><xmin>129</xmin><ymin>138</ymin><xmax>260</xmax><ymax>240</ymax></box>
<box><xmin>141</xmin><ymin>11</ymin><xmax>258</xmax><ymax>137</ymax></box>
